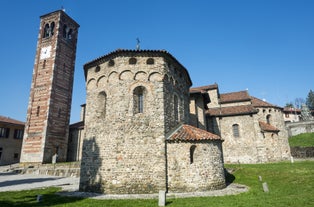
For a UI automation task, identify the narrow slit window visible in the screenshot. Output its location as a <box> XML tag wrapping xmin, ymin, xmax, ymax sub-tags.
<box><xmin>174</xmin><ymin>95</ymin><xmax>179</xmax><ymax>123</ymax></box>
<box><xmin>190</xmin><ymin>145</ymin><xmax>197</xmax><ymax>164</ymax></box>
<box><xmin>133</xmin><ymin>86</ymin><xmax>145</xmax><ymax>114</ymax></box>
<box><xmin>232</xmin><ymin>124</ymin><xmax>240</xmax><ymax>138</ymax></box>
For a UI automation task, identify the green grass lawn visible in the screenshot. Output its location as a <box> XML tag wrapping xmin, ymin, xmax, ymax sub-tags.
<box><xmin>289</xmin><ymin>132</ymin><xmax>314</xmax><ymax>147</ymax></box>
<box><xmin>0</xmin><ymin>161</ymin><xmax>313</xmax><ymax>206</ymax></box>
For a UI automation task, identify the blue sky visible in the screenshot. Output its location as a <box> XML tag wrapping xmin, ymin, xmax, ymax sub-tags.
<box><xmin>0</xmin><ymin>0</ymin><xmax>313</xmax><ymax>123</ymax></box>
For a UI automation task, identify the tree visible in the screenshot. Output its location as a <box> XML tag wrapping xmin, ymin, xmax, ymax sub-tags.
<box><xmin>295</xmin><ymin>98</ymin><xmax>305</xmax><ymax>109</ymax></box>
<box><xmin>306</xmin><ymin>90</ymin><xmax>314</xmax><ymax>110</ymax></box>
<box><xmin>285</xmin><ymin>102</ymin><xmax>294</xmax><ymax>108</ymax></box>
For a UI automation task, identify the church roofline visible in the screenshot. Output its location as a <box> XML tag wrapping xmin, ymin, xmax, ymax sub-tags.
<box><xmin>251</xmin><ymin>96</ymin><xmax>282</xmax><ymax>109</ymax></box>
<box><xmin>190</xmin><ymin>83</ymin><xmax>218</xmax><ymax>94</ymax></box>
<box><xmin>206</xmin><ymin>105</ymin><xmax>258</xmax><ymax>117</ymax></box>
<box><xmin>83</xmin><ymin>49</ymin><xmax>192</xmax><ymax>86</ymax></box>
<box><xmin>219</xmin><ymin>90</ymin><xmax>251</xmax><ymax>104</ymax></box>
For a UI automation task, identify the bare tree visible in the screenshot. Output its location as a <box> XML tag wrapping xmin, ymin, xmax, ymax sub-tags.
<box><xmin>295</xmin><ymin>98</ymin><xmax>305</xmax><ymax>109</ymax></box>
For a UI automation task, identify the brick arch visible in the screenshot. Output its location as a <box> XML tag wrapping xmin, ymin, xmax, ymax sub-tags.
<box><xmin>134</xmin><ymin>71</ymin><xmax>147</xmax><ymax>81</ymax></box>
<box><xmin>148</xmin><ymin>72</ymin><xmax>163</xmax><ymax>82</ymax></box>
<box><xmin>119</xmin><ymin>70</ymin><xmax>133</xmax><ymax>80</ymax></box>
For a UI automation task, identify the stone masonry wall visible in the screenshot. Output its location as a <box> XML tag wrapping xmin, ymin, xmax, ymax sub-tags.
<box><xmin>167</xmin><ymin>140</ymin><xmax>225</xmax><ymax>192</ymax></box>
<box><xmin>286</xmin><ymin>120</ymin><xmax>314</xmax><ymax>137</ymax></box>
<box><xmin>80</xmin><ymin>52</ymin><xmax>191</xmax><ymax>194</ymax></box>
<box><xmin>219</xmin><ymin>107</ymin><xmax>290</xmax><ymax>164</ymax></box>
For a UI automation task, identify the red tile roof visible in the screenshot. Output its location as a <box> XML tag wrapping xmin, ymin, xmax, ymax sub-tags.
<box><xmin>206</xmin><ymin>105</ymin><xmax>258</xmax><ymax>117</ymax></box>
<box><xmin>167</xmin><ymin>124</ymin><xmax>221</xmax><ymax>141</ymax></box>
<box><xmin>251</xmin><ymin>97</ymin><xmax>282</xmax><ymax>109</ymax></box>
<box><xmin>283</xmin><ymin>107</ymin><xmax>301</xmax><ymax>113</ymax></box>
<box><xmin>259</xmin><ymin>121</ymin><xmax>280</xmax><ymax>132</ymax></box>
<box><xmin>220</xmin><ymin>91</ymin><xmax>251</xmax><ymax>104</ymax></box>
<box><xmin>190</xmin><ymin>84</ymin><xmax>218</xmax><ymax>94</ymax></box>
<box><xmin>0</xmin><ymin>115</ymin><xmax>25</xmax><ymax>126</ymax></box>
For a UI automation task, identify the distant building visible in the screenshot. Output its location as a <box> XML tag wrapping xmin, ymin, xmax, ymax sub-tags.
<box><xmin>190</xmin><ymin>84</ymin><xmax>291</xmax><ymax>164</ymax></box>
<box><xmin>283</xmin><ymin>107</ymin><xmax>301</xmax><ymax>123</ymax></box>
<box><xmin>0</xmin><ymin>116</ymin><xmax>24</xmax><ymax>165</ymax></box>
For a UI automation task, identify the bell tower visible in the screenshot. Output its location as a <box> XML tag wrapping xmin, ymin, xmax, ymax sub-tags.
<box><xmin>20</xmin><ymin>10</ymin><xmax>79</xmax><ymax>163</ymax></box>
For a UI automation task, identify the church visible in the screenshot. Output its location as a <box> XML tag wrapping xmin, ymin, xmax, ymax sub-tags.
<box><xmin>20</xmin><ymin>10</ymin><xmax>290</xmax><ymax>194</ymax></box>
<box><xmin>79</xmin><ymin>49</ymin><xmax>226</xmax><ymax>193</ymax></box>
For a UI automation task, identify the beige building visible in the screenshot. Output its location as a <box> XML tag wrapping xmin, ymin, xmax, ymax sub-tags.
<box><xmin>190</xmin><ymin>84</ymin><xmax>291</xmax><ymax>164</ymax></box>
<box><xmin>0</xmin><ymin>116</ymin><xmax>24</xmax><ymax>165</ymax></box>
<box><xmin>283</xmin><ymin>107</ymin><xmax>301</xmax><ymax>123</ymax></box>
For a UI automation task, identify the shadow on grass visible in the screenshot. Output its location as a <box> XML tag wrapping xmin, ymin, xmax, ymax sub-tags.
<box><xmin>224</xmin><ymin>168</ymin><xmax>236</xmax><ymax>185</ymax></box>
<box><xmin>0</xmin><ymin>188</ymin><xmax>85</xmax><ymax>207</ymax></box>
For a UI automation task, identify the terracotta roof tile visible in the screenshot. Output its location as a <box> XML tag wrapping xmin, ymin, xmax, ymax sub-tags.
<box><xmin>207</xmin><ymin>105</ymin><xmax>258</xmax><ymax>117</ymax></box>
<box><xmin>167</xmin><ymin>124</ymin><xmax>221</xmax><ymax>141</ymax></box>
<box><xmin>251</xmin><ymin>97</ymin><xmax>282</xmax><ymax>109</ymax></box>
<box><xmin>190</xmin><ymin>84</ymin><xmax>218</xmax><ymax>94</ymax></box>
<box><xmin>220</xmin><ymin>91</ymin><xmax>251</xmax><ymax>104</ymax></box>
<box><xmin>283</xmin><ymin>107</ymin><xmax>301</xmax><ymax>113</ymax></box>
<box><xmin>259</xmin><ymin>121</ymin><xmax>280</xmax><ymax>132</ymax></box>
<box><xmin>0</xmin><ymin>115</ymin><xmax>25</xmax><ymax>126</ymax></box>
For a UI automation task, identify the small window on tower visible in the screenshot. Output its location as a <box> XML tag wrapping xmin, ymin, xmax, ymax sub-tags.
<box><xmin>50</xmin><ymin>22</ymin><xmax>55</xmax><ymax>36</ymax></box>
<box><xmin>58</xmin><ymin>108</ymin><xmax>62</xmax><ymax>118</ymax></box>
<box><xmin>36</xmin><ymin>106</ymin><xmax>40</xmax><ymax>116</ymax></box>
<box><xmin>43</xmin><ymin>60</ymin><xmax>46</xmax><ymax>69</ymax></box>
<box><xmin>43</xmin><ymin>23</ymin><xmax>50</xmax><ymax>38</ymax></box>
<box><xmin>63</xmin><ymin>25</ymin><xmax>67</xmax><ymax>38</ymax></box>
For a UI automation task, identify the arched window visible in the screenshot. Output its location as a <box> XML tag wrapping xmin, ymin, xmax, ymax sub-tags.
<box><xmin>266</xmin><ymin>114</ymin><xmax>271</xmax><ymax>124</ymax></box>
<box><xmin>108</xmin><ymin>59</ymin><xmax>115</xmax><ymax>67</ymax></box>
<box><xmin>97</xmin><ymin>91</ymin><xmax>107</xmax><ymax>118</ymax></box>
<box><xmin>232</xmin><ymin>124</ymin><xmax>240</xmax><ymax>138</ymax></box>
<box><xmin>129</xmin><ymin>57</ymin><xmax>137</xmax><ymax>65</ymax></box>
<box><xmin>174</xmin><ymin>95</ymin><xmax>179</xmax><ymax>123</ymax></box>
<box><xmin>43</xmin><ymin>23</ymin><xmax>50</xmax><ymax>38</ymax></box>
<box><xmin>63</xmin><ymin>25</ymin><xmax>67</xmax><ymax>38</ymax></box>
<box><xmin>95</xmin><ymin>65</ymin><xmax>100</xmax><ymax>72</ymax></box>
<box><xmin>63</xmin><ymin>24</ymin><xmax>72</xmax><ymax>40</ymax></box>
<box><xmin>43</xmin><ymin>22</ymin><xmax>54</xmax><ymax>38</ymax></box>
<box><xmin>133</xmin><ymin>86</ymin><xmax>145</xmax><ymax>114</ymax></box>
<box><xmin>68</xmin><ymin>29</ymin><xmax>73</xmax><ymax>40</ymax></box>
<box><xmin>190</xmin><ymin>145</ymin><xmax>197</xmax><ymax>164</ymax></box>
<box><xmin>146</xmin><ymin>58</ymin><xmax>154</xmax><ymax>65</ymax></box>
<box><xmin>50</xmin><ymin>22</ymin><xmax>55</xmax><ymax>36</ymax></box>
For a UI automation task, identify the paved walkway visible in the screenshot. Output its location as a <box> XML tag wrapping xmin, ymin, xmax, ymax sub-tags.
<box><xmin>0</xmin><ymin>171</ymin><xmax>248</xmax><ymax>199</ymax></box>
